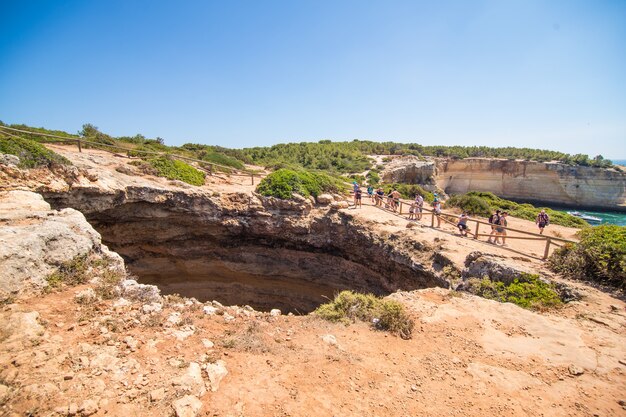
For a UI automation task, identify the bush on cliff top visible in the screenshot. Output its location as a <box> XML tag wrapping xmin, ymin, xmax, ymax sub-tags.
<box><xmin>315</xmin><ymin>290</ymin><xmax>414</xmax><ymax>339</ymax></box>
<box><xmin>445</xmin><ymin>191</ymin><xmax>587</xmax><ymax>227</ymax></box>
<box><xmin>464</xmin><ymin>274</ymin><xmax>562</xmax><ymax>310</ymax></box>
<box><xmin>0</xmin><ymin>136</ymin><xmax>70</xmax><ymax>168</ymax></box>
<box><xmin>145</xmin><ymin>156</ymin><xmax>206</xmax><ymax>186</ymax></box>
<box><xmin>548</xmin><ymin>225</ymin><xmax>626</xmax><ymax>289</ymax></box>
<box><xmin>256</xmin><ymin>168</ymin><xmax>346</xmax><ymax>199</ymax></box>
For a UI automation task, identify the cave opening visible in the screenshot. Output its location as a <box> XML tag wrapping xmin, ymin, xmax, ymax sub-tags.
<box><xmin>120</xmin><ymin>246</ymin><xmax>392</xmax><ymax>314</ymax></box>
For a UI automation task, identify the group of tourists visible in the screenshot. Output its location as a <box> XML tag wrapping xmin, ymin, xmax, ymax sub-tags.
<box><xmin>352</xmin><ymin>183</ymin><xmax>552</xmax><ymax>245</ymax></box>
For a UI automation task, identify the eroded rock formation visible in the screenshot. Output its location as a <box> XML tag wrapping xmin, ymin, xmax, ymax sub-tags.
<box><xmin>435</xmin><ymin>158</ymin><xmax>626</xmax><ymax>211</ymax></box>
<box><xmin>41</xmin><ymin>185</ymin><xmax>449</xmax><ymax>312</ymax></box>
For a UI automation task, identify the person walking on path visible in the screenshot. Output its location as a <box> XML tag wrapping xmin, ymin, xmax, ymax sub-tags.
<box><xmin>536</xmin><ymin>209</ymin><xmax>550</xmax><ymax>234</ymax></box>
<box><xmin>487</xmin><ymin>210</ymin><xmax>501</xmax><ymax>244</ymax></box>
<box><xmin>432</xmin><ymin>198</ymin><xmax>442</xmax><ymax>228</ymax></box>
<box><xmin>354</xmin><ymin>187</ymin><xmax>362</xmax><ymax>208</ymax></box>
<box><xmin>375</xmin><ymin>188</ymin><xmax>385</xmax><ymax>207</ymax></box>
<box><xmin>352</xmin><ymin>182</ymin><xmax>360</xmax><ymax>207</ymax></box>
<box><xmin>496</xmin><ymin>212</ymin><xmax>509</xmax><ymax>246</ymax></box>
<box><xmin>457</xmin><ymin>211</ymin><xmax>470</xmax><ymax>237</ymax></box>
<box><xmin>390</xmin><ymin>190</ymin><xmax>401</xmax><ymax>212</ymax></box>
<box><xmin>414</xmin><ymin>194</ymin><xmax>424</xmax><ymax>220</ymax></box>
<box><xmin>407</xmin><ymin>201</ymin><xmax>417</xmax><ymax>220</ymax></box>
<box><xmin>367</xmin><ymin>185</ymin><xmax>374</xmax><ymax>203</ymax></box>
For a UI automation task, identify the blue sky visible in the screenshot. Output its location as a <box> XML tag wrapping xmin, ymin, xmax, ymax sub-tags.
<box><xmin>1</xmin><ymin>0</ymin><xmax>624</xmax><ymax>157</ymax></box>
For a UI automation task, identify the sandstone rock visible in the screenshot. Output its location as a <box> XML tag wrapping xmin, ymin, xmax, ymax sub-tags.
<box><xmin>435</xmin><ymin>158</ymin><xmax>626</xmax><ymax>211</ymax></box>
<box><xmin>330</xmin><ymin>201</ymin><xmax>350</xmax><ymax>210</ymax></box>
<box><xmin>167</xmin><ymin>312</ymin><xmax>182</xmax><ymax>325</ymax></box>
<box><xmin>0</xmin><ymin>191</ymin><xmax>109</xmax><ymax>295</ymax></box>
<box><xmin>462</xmin><ymin>251</ymin><xmax>534</xmax><ymax>285</ymax></box>
<box><xmin>74</xmin><ymin>288</ymin><xmax>97</xmax><ymax>304</ymax></box>
<box><xmin>203</xmin><ymin>305</ymin><xmax>218</xmax><ymax>315</ymax></box>
<box><xmin>382</xmin><ymin>156</ymin><xmax>436</xmax><ymax>185</ymax></box>
<box><xmin>201</xmin><ymin>339</ymin><xmax>214</xmax><ymax>349</ymax></box>
<box><xmin>172</xmin><ymin>362</ymin><xmax>206</xmax><ymax>397</ymax></box>
<box><xmin>270</xmin><ymin>308</ymin><xmax>282</xmax><ymax>317</ymax></box>
<box><xmin>406</xmin><ymin>222</ymin><xmax>418</xmax><ymax>228</ymax></box>
<box><xmin>123</xmin><ymin>336</ymin><xmax>139</xmax><ymax>352</ymax></box>
<box><xmin>321</xmin><ymin>334</ymin><xmax>337</xmax><ymax>346</ymax></box>
<box><xmin>172</xmin><ymin>395</ymin><xmax>202</xmax><ymax>417</ymax></box>
<box><xmin>205</xmin><ymin>360</ymin><xmax>228</xmax><ymax>392</ymax></box>
<box><xmin>568</xmin><ymin>365</ymin><xmax>584</xmax><ymax>376</ymax></box>
<box><xmin>0</xmin><ymin>311</ymin><xmax>44</xmax><ymax>349</ymax></box>
<box><xmin>150</xmin><ymin>387</ymin><xmax>166</xmax><ymax>402</ymax></box>
<box><xmin>79</xmin><ymin>399</ymin><xmax>99</xmax><ymax>416</ymax></box>
<box><xmin>142</xmin><ymin>302</ymin><xmax>163</xmax><ymax>314</ymax></box>
<box><xmin>0</xmin><ymin>384</ymin><xmax>10</xmax><ymax>403</ymax></box>
<box><xmin>316</xmin><ymin>194</ymin><xmax>334</xmax><ymax>205</ymax></box>
<box><xmin>119</xmin><ymin>279</ymin><xmax>161</xmax><ymax>303</ymax></box>
<box><xmin>0</xmin><ymin>154</ymin><xmax>20</xmax><ymax>167</ymax></box>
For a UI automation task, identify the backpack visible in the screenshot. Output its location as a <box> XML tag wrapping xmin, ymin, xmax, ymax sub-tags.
<box><xmin>488</xmin><ymin>214</ymin><xmax>499</xmax><ymax>224</ymax></box>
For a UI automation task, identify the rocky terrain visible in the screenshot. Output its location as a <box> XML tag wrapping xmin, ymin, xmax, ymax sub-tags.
<box><xmin>1</xmin><ymin>145</ymin><xmax>625</xmax><ymax>417</ymax></box>
<box><xmin>381</xmin><ymin>155</ymin><xmax>626</xmax><ymax>211</ymax></box>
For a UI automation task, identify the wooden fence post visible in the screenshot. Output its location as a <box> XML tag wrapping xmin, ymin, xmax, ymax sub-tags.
<box><xmin>431</xmin><ymin>211</ymin><xmax>435</xmax><ymax>227</ymax></box>
<box><xmin>251</xmin><ymin>174</ymin><xmax>254</xmax><ymax>185</ymax></box>
<box><xmin>543</xmin><ymin>238</ymin><xmax>552</xmax><ymax>259</ymax></box>
<box><xmin>474</xmin><ymin>221</ymin><xmax>480</xmax><ymax>239</ymax></box>
<box><xmin>399</xmin><ymin>201</ymin><xmax>403</xmax><ymax>214</ymax></box>
<box><xmin>77</xmin><ymin>139</ymin><xmax>82</xmax><ymax>153</ymax></box>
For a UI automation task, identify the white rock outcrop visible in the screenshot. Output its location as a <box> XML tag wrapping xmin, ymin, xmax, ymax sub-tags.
<box><xmin>0</xmin><ymin>190</ymin><xmax>123</xmax><ymax>296</ymax></box>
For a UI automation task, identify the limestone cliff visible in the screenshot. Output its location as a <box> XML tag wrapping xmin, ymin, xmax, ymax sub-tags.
<box><xmin>380</xmin><ymin>155</ymin><xmax>626</xmax><ymax>211</ymax></box>
<box><xmin>435</xmin><ymin>158</ymin><xmax>626</xmax><ymax>211</ymax></box>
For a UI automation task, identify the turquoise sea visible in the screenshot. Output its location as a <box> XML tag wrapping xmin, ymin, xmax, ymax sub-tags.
<box><xmin>553</xmin><ymin>208</ymin><xmax>626</xmax><ymax>227</ymax></box>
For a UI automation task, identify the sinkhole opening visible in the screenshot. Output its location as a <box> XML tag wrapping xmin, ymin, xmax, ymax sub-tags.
<box><xmin>124</xmin><ymin>246</ymin><xmax>392</xmax><ymax>314</ymax></box>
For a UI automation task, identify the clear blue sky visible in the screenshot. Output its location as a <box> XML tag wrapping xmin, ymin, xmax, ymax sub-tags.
<box><xmin>1</xmin><ymin>0</ymin><xmax>624</xmax><ymax>158</ymax></box>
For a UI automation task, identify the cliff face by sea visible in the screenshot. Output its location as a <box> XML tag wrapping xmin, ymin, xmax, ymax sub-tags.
<box><xmin>435</xmin><ymin>159</ymin><xmax>626</xmax><ymax>211</ymax></box>
<box><xmin>383</xmin><ymin>156</ymin><xmax>626</xmax><ymax>211</ymax></box>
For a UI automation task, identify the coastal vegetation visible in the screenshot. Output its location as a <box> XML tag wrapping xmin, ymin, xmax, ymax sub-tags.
<box><xmin>548</xmin><ymin>225</ymin><xmax>626</xmax><ymax>289</ymax></box>
<box><xmin>464</xmin><ymin>274</ymin><xmax>563</xmax><ymax>309</ymax></box>
<box><xmin>0</xmin><ymin>136</ymin><xmax>70</xmax><ymax>168</ymax></box>
<box><xmin>0</xmin><ymin>122</ymin><xmax>615</xmax><ymax>171</ymax></box>
<box><xmin>381</xmin><ymin>183</ymin><xmax>435</xmax><ymax>202</ymax></box>
<box><xmin>315</xmin><ymin>290</ymin><xmax>414</xmax><ymax>339</ymax></box>
<box><xmin>256</xmin><ymin>168</ymin><xmax>346</xmax><ymax>199</ymax></box>
<box><xmin>445</xmin><ymin>191</ymin><xmax>587</xmax><ymax>227</ymax></box>
<box><xmin>130</xmin><ymin>156</ymin><xmax>206</xmax><ymax>186</ymax></box>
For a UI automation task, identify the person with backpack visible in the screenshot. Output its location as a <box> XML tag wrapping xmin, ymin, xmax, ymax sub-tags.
<box><xmin>496</xmin><ymin>212</ymin><xmax>509</xmax><ymax>246</ymax></box>
<box><xmin>536</xmin><ymin>209</ymin><xmax>550</xmax><ymax>234</ymax></box>
<box><xmin>487</xmin><ymin>210</ymin><xmax>501</xmax><ymax>244</ymax></box>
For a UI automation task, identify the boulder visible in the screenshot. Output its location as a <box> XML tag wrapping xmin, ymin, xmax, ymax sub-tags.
<box><xmin>0</xmin><ymin>190</ymin><xmax>118</xmax><ymax>296</ymax></box>
<box><xmin>462</xmin><ymin>251</ymin><xmax>533</xmax><ymax>285</ymax></box>
<box><xmin>0</xmin><ymin>154</ymin><xmax>20</xmax><ymax>167</ymax></box>
<box><xmin>119</xmin><ymin>279</ymin><xmax>161</xmax><ymax>303</ymax></box>
<box><xmin>205</xmin><ymin>360</ymin><xmax>228</xmax><ymax>392</ymax></box>
<box><xmin>172</xmin><ymin>395</ymin><xmax>202</xmax><ymax>417</ymax></box>
<box><xmin>329</xmin><ymin>201</ymin><xmax>350</xmax><ymax>210</ymax></box>
<box><xmin>316</xmin><ymin>194</ymin><xmax>333</xmax><ymax>205</ymax></box>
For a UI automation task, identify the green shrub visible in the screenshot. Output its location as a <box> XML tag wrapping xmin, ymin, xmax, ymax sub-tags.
<box><xmin>548</xmin><ymin>225</ymin><xmax>626</xmax><ymax>288</ymax></box>
<box><xmin>147</xmin><ymin>156</ymin><xmax>206</xmax><ymax>186</ymax></box>
<box><xmin>465</xmin><ymin>274</ymin><xmax>562</xmax><ymax>309</ymax></box>
<box><xmin>0</xmin><ymin>137</ymin><xmax>70</xmax><ymax>168</ymax></box>
<box><xmin>256</xmin><ymin>168</ymin><xmax>346</xmax><ymax>199</ymax></box>
<box><xmin>366</xmin><ymin>170</ymin><xmax>380</xmax><ymax>185</ymax></box>
<box><xmin>314</xmin><ymin>290</ymin><xmax>414</xmax><ymax>339</ymax></box>
<box><xmin>381</xmin><ymin>183</ymin><xmax>434</xmax><ymax>203</ymax></box>
<box><xmin>445</xmin><ymin>192</ymin><xmax>587</xmax><ymax>227</ymax></box>
<box><xmin>201</xmin><ymin>152</ymin><xmax>245</xmax><ymax>170</ymax></box>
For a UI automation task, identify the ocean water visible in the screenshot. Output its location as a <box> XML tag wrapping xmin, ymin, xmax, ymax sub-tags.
<box><xmin>553</xmin><ymin>208</ymin><xmax>626</xmax><ymax>227</ymax></box>
<box><xmin>610</xmin><ymin>159</ymin><xmax>626</xmax><ymax>166</ymax></box>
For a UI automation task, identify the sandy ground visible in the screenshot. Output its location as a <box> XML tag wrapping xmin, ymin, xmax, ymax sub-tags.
<box><xmin>1</xmin><ymin>144</ymin><xmax>624</xmax><ymax>417</ymax></box>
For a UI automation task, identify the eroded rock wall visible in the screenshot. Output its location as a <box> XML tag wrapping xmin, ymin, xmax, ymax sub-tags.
<box><xmin>43</xmin><ymin>186</ymin><xmax>449</xmax><ymax>312</ymax></box>
<box><xmin>435</xmin><ymin>159</ymin><xmax>626</xmax><ymax>211</ymax></box>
